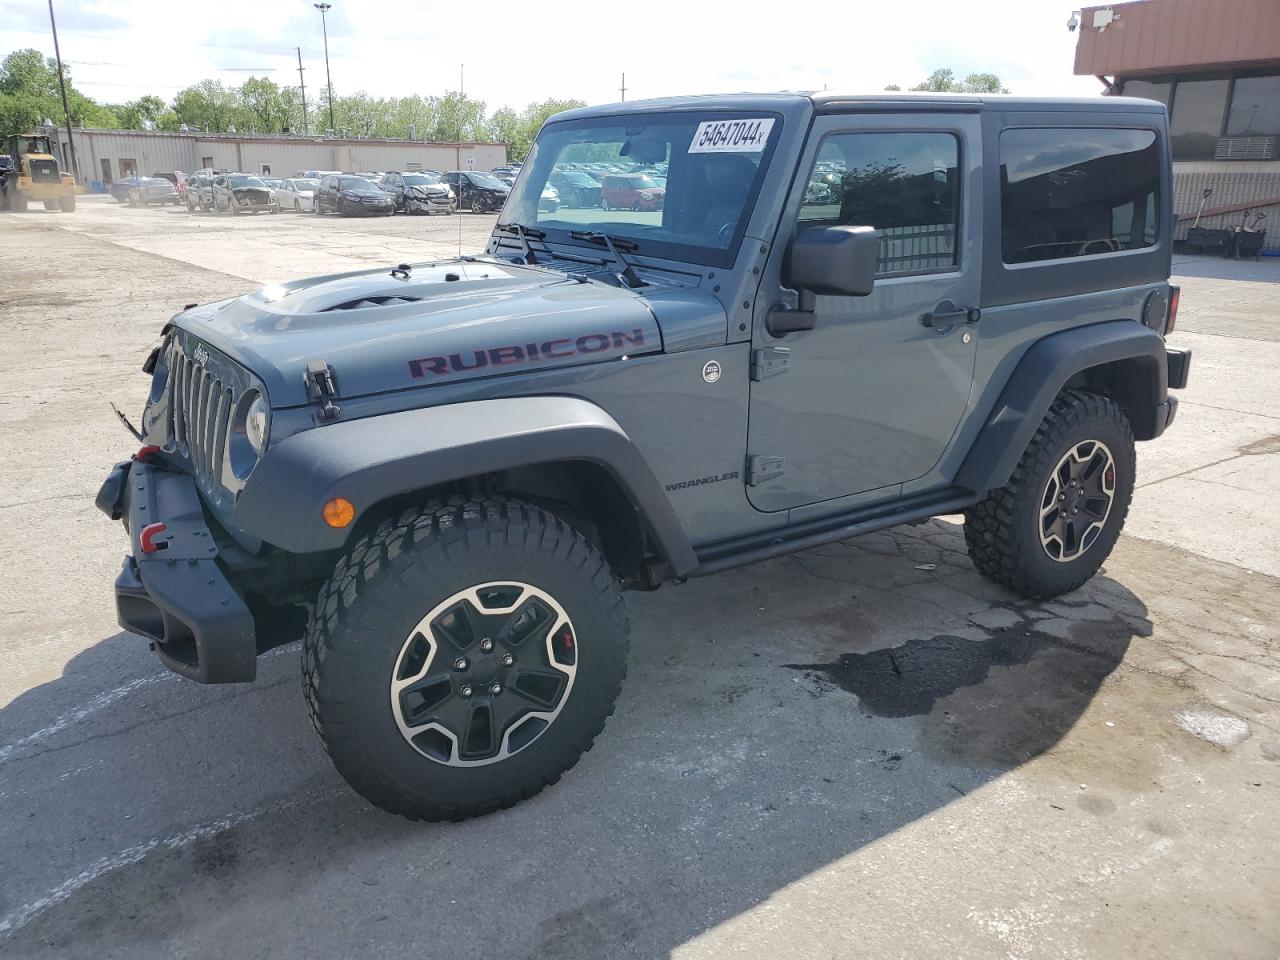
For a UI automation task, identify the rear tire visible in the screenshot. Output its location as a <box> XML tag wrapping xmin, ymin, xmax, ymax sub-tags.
<box><xmin>964</xmin><ymin>389</ymin><xmax>1134</xmax><ymax>599</ymax></box>
<box><xmin>59</xmin><ymin>195</ymin><xmax>74</xmax><ymax>212</ymax></box>
<box><xmin>11</xmin><ymin>193</ymin><xmax>28</xmax><ymax>212</ymax></box>
<box><xmin>303</xmin><ymin>497</ymin><xmax>629</xmax><ymax>821</ymax></box>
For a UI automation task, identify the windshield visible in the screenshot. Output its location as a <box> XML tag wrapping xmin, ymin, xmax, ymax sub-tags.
<box><xmin>467</xmin><ymin>172</ymin><xmax>506</xmax><ymax>189</ymax></box>
<box><xmin>293</xmin><ymin>179</ymin><xmax>319</xmax><ymax>189</ymax></box>
<box><xmin>403</xmin><ymin>174</ymin><xmax>441</xmax><ymax>186</ymax></box>
<box><xmin>229</xmin><ymin>175</ymin><xmax>265</xmax><ymax>189</ymax></box>
<box><xmin>338</xmin><ymin>177</ymin><xmax>381</xmax><ymax>193</ymax></box>
<box><xmin>503</xmin><ymin>111</ymin><xmax>779</xmax><ymax>267</ymax></box>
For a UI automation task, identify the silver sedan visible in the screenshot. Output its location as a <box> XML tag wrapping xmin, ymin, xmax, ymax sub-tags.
<box><xmin>275</xmin><ymin>177</ymin><xmax>319</xmax><ymax>213</ymax></box>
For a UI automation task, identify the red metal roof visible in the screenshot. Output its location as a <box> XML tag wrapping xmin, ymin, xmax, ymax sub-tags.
<box><xmin>1074</xmin><ymin>0</ymin><xmax>1280</xmax><ymax>78</ymax></box>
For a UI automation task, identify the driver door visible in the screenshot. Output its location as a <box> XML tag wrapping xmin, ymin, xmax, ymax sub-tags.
<box><xmin>746</xmin><ymin>111</ymin><xmax>983</xmax><ymax>512</ymax></box>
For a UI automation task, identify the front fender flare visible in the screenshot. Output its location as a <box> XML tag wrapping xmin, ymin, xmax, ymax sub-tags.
<box><xmin>233</xmin><ymin>397</ymin><xmax>697</xmax><ymax>575</ymax></box>
<box><xmin>955</xmin><ymin>320</ymin><xmax>1168</xmax><ymax>495</ymax></box>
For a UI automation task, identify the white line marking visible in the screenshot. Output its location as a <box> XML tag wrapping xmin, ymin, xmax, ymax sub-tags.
<box><xmin>0</xmin><ymin>641</ymin><xmax>299</xmax><ymax>765</ymax></box>
<box><xmin>0</xmin><ymin>791</ymin><xmax>316</xmax><ymax>936</ymax></box>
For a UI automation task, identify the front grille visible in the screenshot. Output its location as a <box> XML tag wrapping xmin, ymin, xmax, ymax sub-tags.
<box><xmin>170</xmin><ymin>345</ymin><xmax>235</xmax><ymax>493</ymax></box>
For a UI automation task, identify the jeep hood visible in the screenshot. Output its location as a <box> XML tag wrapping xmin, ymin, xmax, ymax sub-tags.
<box><xmin>172</xmin><ymin>259</ymin><xmax>665</xmax><ymax>407</ymax></box>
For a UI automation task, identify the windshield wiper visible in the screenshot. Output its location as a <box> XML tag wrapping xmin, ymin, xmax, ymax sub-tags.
<box><xmin>495</xmin><ymin>222</ymin><xmax>546</xmax><ymax>264</ymax></box>
<box><xmin>569</xmin><ymin>230</ymin><xmax>645</xmax><ymax>289</ymax></box>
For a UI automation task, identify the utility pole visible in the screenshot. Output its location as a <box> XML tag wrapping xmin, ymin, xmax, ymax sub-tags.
<box><xmin>47</xmin><ymin>0</ymin><xmax>80</xmax><ymax>183</ymax></box>
<box><xmin>314</xmin><ymin>3</ymin><xmax>335</xmax><ymax>133</ymax></box>
<box><xmin>460</xmin><ymin>63</ymin><xmax>465</xmax><ymax>95</ymax></box>
<box><xmin>619</xmin><ymin>73</ymin><xmax>627</xmax><ymax>102</ymax></box>
<box><xmin>296</xmin><ymin>47</ymin><xmax>308</xmax><ymax>135</ymax></box>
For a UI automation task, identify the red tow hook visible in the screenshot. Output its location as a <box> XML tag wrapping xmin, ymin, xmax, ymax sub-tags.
<box><xmin>135</xmin><ymin>445</ymin><xmax>162</xmax><ymax>462</ymax></box>
<box><xmin>139</xmin><ymin>521</ymin><xmax>169</xmax><ymax>554</ymax></box>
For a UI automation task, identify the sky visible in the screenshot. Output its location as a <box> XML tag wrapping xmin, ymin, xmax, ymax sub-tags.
<box><xmin>0</xmin><ymin>0</ymin><xmax>1104</xmax><ymax>112</ymax></box>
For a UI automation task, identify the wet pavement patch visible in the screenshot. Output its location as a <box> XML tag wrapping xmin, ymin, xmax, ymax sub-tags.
<box><xmin>785</xmin><ymin>617</ymin><xmax>1137</xmax><ymax>769</ymax></box>
<box><xmin>785</xmin><ymin>625</ymin><xmax>1052</xmax><ymax>719</ymax></box>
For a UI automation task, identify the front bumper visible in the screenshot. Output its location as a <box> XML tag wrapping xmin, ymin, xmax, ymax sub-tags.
<box><xmin>97</xmin><ymin>458</ymin><xmax>257</xmax><ymax>683</ymax></box>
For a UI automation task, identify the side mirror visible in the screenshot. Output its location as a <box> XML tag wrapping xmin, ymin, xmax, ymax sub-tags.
<box><xmin>768</xmin><ymin>225</ymin><xmax>878</xmax><ymax>336</ymax></box>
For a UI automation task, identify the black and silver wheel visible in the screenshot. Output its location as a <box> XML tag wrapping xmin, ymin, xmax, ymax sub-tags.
<box><xmin>964</xmin><ymin>389</ymin><xmax>1134</xmax><ymax>598</ymax></box>
<box><xmin>470</xmin><ymin>195</ymin><xmax>485</xmax><ymax>214</ymax></box>
<box><xmin>303</xmin><ymin>497</ymin><xmax>629</xmax><ymax>821</ymax></box>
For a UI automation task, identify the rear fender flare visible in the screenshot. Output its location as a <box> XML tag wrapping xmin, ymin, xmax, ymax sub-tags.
<box><xmin>233</xmin><ymin>396</ymin><xmax>698</xmax><ymax>575</ymax></box>
<box><xmin>955</xmin><ymin>320</ymin><xmax>1167</xmax><ymax>495</ymax></box>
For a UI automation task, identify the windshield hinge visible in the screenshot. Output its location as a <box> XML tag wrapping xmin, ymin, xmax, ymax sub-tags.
<box><xmin>304</xmin><ymin>360</ymin><xmax>341</xmax><ymax>422</ymax></box>
<box><xmin>747</xmin><ymin>455</ymin><xmax>786</xmax><ymax>486</ymax></box>
<box><xmin>750</xmin><ymin>347</ymin><xmax>791</xmax><ymax>381</ymax></box>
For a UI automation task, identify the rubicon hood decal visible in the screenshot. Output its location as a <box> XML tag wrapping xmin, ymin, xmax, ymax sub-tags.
<box><xmin>172</xmin><ymin>259</ymin><xmax>663</xmax><ymax>406</ymax></box>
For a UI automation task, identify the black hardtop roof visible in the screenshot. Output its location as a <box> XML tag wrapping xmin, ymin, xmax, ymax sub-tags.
<box><xmin>553</xmin><ymin>92</ymin><xmax>1166</xmax><ymax>121</ymax></box>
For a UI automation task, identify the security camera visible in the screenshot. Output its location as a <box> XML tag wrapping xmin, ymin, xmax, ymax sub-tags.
<box><xmin>1067</xmin><ymin>11</ymin><xmax>1080</xmax><ymax>31</ymax></box>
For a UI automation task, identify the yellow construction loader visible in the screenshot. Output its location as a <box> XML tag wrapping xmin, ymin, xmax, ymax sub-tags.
<box><xmin>0</xmin><ymin>132</ymin><xmax>77</xmax><ymax>212</ymax></box>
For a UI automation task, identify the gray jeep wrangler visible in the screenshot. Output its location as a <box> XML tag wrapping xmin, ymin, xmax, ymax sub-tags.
<box><xmin>97</xmin><ymin>93</ymin><xmax>1190</xmax><ymax>820</ymax></box>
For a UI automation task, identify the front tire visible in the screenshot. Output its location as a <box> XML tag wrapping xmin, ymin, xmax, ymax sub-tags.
<box><xmin>303</xmin><ymin>497</ymin><xmax>629</xmax><ymax>821</ymax></box>
<box><xmin>964</xmin><ymin>390</ymin><xmax>1134</xmax><ymax>599</ymax></box>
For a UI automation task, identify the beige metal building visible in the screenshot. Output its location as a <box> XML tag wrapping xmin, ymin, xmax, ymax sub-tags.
<box><xmin>53</xmin><ymin>128</ymin><xmax>507</xmax><ymax>186</ymax></box>
<box><xmin>1074</xmin><ymin>0</ymin><xmax>1280</xmax><ymax>252</ymax></box>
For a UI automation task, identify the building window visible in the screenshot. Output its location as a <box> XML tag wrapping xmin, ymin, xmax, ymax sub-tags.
<box><xmin>119</xmin><ymin>158</ymin><xmax>137</xmax><ymax>177</ymax></box>
<box><xmin>201</xmin><ymin>156</ymin><xmax>214</xmax><ymax>169</ymax></box>
<box><xmin>796</xmin><ymin>132</ymin><xmax>960</xmax><ymax>275</ymax></box>
<box><xmin>261</xmin><ymin>163</ymin><xmax>271</xmax><ymax>175</ymax></box>
<box><xmin>1122</xmin><ymin>79</ymin><xmax>1171</xmax><ymax>106</ymax></box>
<box><xmin>1226</xmin><ymin>74</ymin><xmax>1280</xmax><ymax>137</ymax></box>
<box><xmin>1169</xmin><ymin>78</ymin><xmax>1230</xmax><ymax>160</ymax></box>
<box><xmin>1000</xmin><ymin>128</ymin><xmax>1159</xmax><ymax>264</ymax></box>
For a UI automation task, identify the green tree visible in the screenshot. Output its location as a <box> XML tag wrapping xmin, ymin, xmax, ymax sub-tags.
<box><xmin>240</xmin><ymin>76</ymin><xmax>291</xmax><ymax>133</ymax></box>
<box><xmin>114</xmin><ymin>94</ymin><xmax>166</xmax><ymax>129</ymax></box>
<box><xmin>909</xmin><ymin>68</ymin><xmax>1010</xmax><ymax>94</ymax></box>
<box><xmin>431</xmin><ymin>91</ymin><xmax>488</xmax><ymax>142</ymax></box>
<box><xmin>504</xmin><ymin>98</ymin><xmax>585</xmax><ymax>160</ymax></box>
<box><xmin>172</xmin><ymin>80</ymin><xmax>241</xmax><ymax>132</ymax></box>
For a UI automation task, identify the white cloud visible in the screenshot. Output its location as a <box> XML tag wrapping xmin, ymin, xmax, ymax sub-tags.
<box><xmin>0</xmin><ymin>0</ymin><xmax>1102</xmax><ymax>111</ymax></box>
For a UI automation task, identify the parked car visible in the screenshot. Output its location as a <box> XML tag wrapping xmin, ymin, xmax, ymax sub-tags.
<box><xmin>108</xmin><ymin>176</ymin><xmax>142</xmax><ymax>203</ymax></box>
<box><xmin>440</xmin><ymin>170</ymin><xmax>510</xmax><ymax>213</ymax></box>
<box><xmin>379</xmin><ymin>171</ymin><xmax>455</xmax><ymax>214</ymax></box>
<box><xmin>185</xmin><ymin>173</ymin><xmax>215</xmax><ymax>213</ymax></box>
<box><xmin>601</xmin><ymin>173</ymin><xmax>665</xmax><ymax>211</ymax></box>
<box><xmin>149</xmin><ymin>171</ymin><xmax>188</xmax><ymax>199</ymax></box>
<box><xmin>314</xmin><ymin>174</ymin><xmax>395</xmax><ymax>216</ymax></box>
<box><xmin>548</xmin><ymin>169</ymin><xmax>602</xmax><ymax>208</ymax></box>
<box><xmin>212</xmin><ymin>173</ymin><xmax>279</xmax><ymax>214</ymax></box>
<box><xmin>491</xmin><ymin>165</ymin><xmax>520</xmax><ymax>179</ymax></box>
<box><xmin>295</xmin><ymin>169</ymin><xmax>342</xmax><ymax>180</ymax></box>
<box><xmin>276</xmin><ymin>178</ymin><xmax>320</xmax><ymax>213</ymax></box>
<box><xmin>127</xmin><ymin>177</ymin><xmax>180</xmax><ymax>206</ymax></box>
<box><xmin>538</xmin><ymin>183</ymin><xmax>560</xmax><ymax>213</ymax></box>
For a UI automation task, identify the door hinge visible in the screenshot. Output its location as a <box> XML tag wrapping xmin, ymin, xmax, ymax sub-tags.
<box><xmin>750</xmin><ymin>346</ymin><xmax>791</xmax><ymax>381</ymax></box>
<box><xmin>747</xmin><ymin>455</ymin><xmax>786</xmax><ymax>485</ymax></box>
<box><xmin>304</xmin><ymin>360</ymin><xmax>341</xmax><ymax>422</ymax></box>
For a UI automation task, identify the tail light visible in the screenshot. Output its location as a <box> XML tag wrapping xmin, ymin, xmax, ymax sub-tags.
<box><xmin>1167</xmin><ymin>285</ymin><xmax>1180</xmax><ymax>334</ymax></box>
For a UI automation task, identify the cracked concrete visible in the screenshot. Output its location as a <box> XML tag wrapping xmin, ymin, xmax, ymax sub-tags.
<box><xmin>0</xmin><ymin>199</ymin><xmax>1277</xmax><ymax>959</ymax></box>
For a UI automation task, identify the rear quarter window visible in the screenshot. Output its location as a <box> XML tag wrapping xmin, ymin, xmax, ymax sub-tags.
<box><xmin>1000</xmin><ymin>128</ymin><xmax>1160</xmax><ymax>265</ymax></box>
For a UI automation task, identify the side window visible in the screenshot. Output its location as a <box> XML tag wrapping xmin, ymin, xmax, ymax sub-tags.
<box><xmin>1000</xmin><ymin>128</ymin><xmax>1159</xmax><ymax>264</ymax></box>
<box><xmin>797</xmin><ymin>132</ymin><xmax>960</xmax><ymax>275</ymax></box>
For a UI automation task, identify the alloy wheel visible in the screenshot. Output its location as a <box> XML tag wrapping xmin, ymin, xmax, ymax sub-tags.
<box><xmin>1039</xmin><ymin>440</ymin><xmax>1116</xmax><ymax>562</ymax></box>
<box><xmin>390</xmin><ymin>581</ymin><xmax>578</xmax><ymax>767</ymax></box>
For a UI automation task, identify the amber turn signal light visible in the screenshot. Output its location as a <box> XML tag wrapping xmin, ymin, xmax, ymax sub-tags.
<box><xmin>322</xmin><ymin>497</ymin><xmax>355</xmax><ymax>528</ymax></box>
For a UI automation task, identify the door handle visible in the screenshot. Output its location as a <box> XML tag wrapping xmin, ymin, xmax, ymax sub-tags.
<box><xmin>921</xmin><ymin>304</ymin><xmax>981</xmax><ymax>328</ymax></box>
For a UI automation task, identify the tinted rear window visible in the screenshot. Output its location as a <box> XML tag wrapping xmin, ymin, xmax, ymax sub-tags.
<box><xmin>1000</xmin><ymin>128</ymin><xmax>1160</xmax><ymax>265</ymax></box>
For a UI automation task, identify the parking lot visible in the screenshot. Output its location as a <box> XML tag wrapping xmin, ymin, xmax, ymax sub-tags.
<box><xmin>1</xmin><ymin>196</ymin><xmax>1278</xmax><ymax>959</ymax></box>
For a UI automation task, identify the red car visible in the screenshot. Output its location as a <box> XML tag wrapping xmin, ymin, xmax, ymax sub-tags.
<box><xmin>601</xmin><ymin>173</ymin><xmax>665</xmax><ymax>212</ymax></box>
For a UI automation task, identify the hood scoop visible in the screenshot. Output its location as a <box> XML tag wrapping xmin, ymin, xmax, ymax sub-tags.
<box><xmin>323</xmin><ymin>295</ymin><xmax>423</xmax><ymax>312</ymax></box>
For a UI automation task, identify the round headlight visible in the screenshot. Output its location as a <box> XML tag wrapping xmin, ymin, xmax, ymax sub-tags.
<box><xmin>245</xmin><ymin>392</ymin><xmax>269</xmax><ymax>453</ymax></box>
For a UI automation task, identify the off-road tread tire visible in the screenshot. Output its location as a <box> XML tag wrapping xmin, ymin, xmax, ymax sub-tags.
<box><xmin>964</xmin><ymin>389</ymin><xmax>1135</xmax><ymax>599</ymax></box>
<box><xmin>303</xmin><ymin>496</ymin><xmax>629</xmax><ymax>822</ymax></box>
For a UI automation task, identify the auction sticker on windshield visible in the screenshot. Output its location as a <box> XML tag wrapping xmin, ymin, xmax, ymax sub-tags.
<box><xmin>689</xmin><ymin>118</ymin><xmax>775</xmax><ymax>153</ymax></box>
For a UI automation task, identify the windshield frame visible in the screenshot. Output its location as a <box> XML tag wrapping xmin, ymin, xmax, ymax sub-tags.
<box><xmin>228</xmin><ymin>175</ymin><xmax>266</xmax><ymax>189</ymax></box>
<box><xmin>502</xmin><ymin>109</ymin><xmax>782</xmax><ymax>269</ymax></box>
<box><xmin>402</xmin><ymin>174</ymin><xmax>442</xmax><ymax>187</ymax></box>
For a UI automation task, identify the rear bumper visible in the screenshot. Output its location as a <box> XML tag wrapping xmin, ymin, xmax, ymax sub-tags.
<box><xmin>97</xmin><ymin>458</ymin><xmax>257</xmax><ymax>683</ymax></box>
<box><xmin>1154</xmin><ymin>347</ymin><xmax>1191</xmax><ymax>437</ymax></box>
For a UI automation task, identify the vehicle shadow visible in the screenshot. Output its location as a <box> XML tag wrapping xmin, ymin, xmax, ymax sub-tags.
<box><xmin>0</xmin><ymin>518</ymin><xmax>1150</xmax><ymax>958</ymax></box>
